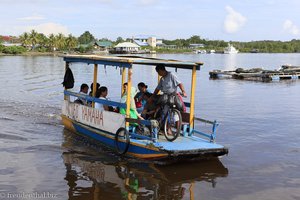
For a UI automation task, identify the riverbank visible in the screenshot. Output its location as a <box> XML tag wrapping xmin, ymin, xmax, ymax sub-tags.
<box><xmin>0</xmin><ymin>51</ymin><xmax>64</xmax><ymax>56</ymax></box>
<box><xmin>0</xmin><ymin>50</ymin><xmax>195</xmax><ymax>56</ymax></box>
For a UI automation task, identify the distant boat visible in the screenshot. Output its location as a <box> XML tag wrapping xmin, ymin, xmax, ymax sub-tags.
<box><xmin>209</xmin><ymin>49</ymin><xmax>215</xmax><ymax>54</ymax></box>
<box><xmin>224</xmin><ymin>43</ymin><xmax>239</xmax><ymax>54</ymax></box>
<box><xmin>193</xmin><ymin>49</ymin><xmax>207</xmax><ymax>54</ymax></box>
<box><xmin>250</xmin><ymin>49</ymin><xmax>259</xmax><ymax>53</ymax></box>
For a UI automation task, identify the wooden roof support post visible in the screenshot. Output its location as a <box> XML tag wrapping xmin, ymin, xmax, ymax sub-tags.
<box><xmin>64</xmin><ymin>62</ymin><xmax>70</xmax><ymax>101</ymax></box>
<box><xmin>189</xmin><ymin>182</ymin><xmax>195</xmax><ymax>200</ymax></box>
<box><xmin>189</xmin><ymin>65</ymin><xmax>197</xmax><ymax>134</ymax></box>
<box><xmin>125</xmin><ymin>66</ymin><xmax>133</xmax><ymax>128</ymax></box>
<box><xmin>92</xmin><ymin>64</ymin><xmax>98</xmax><ymax>108</ymax></box>
<box><xmin>121</xmin><ymin>67</ymin><xmax>126</xmax><ymax>96</ymax></box>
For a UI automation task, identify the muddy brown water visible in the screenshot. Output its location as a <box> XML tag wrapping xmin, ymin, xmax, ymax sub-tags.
<box><xmin>0</xmin><ymin>54</ymin><xmax>299</xmax><ymax>199</ymax></box>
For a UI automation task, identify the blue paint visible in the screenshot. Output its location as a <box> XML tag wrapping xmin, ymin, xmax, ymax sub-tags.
<box><xmin>65</xmin><ymin>90</ymin><xmax>126</xmax><ymax>108</ymax></box>
<box><xmin>72</xmin><ymin>122</ymin><xmax>163</xmax><ymax>155</ymax></box>
<box><xmin>158</xmin><ymin>136</ymin><xmax>224</xmax><ymax>151</ymax></box>
<box><xmin>64</xmin><ymin>57</ymin><xmax>132</xmax><ymax>68</ymax></box>
<box><xmin>271</xmin><ymin>75</ymin><xmax>280</xmax><ymax>81</ymax></box>
<box><xmin>291</xmin><ymin>75</ymin><xmax>298</xmax><ymax>80</ymax></box>
<box><xmin>193</xmin><ymin>129</ymin><xmax>211</xmax><ymax>139</ymax></box>
<box><xmin>63</xmin><ymin>55</ymin><xmax>202</xmax><ymax>70</ymax></box>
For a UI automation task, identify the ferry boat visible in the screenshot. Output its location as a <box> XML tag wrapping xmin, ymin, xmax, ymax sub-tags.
<box><xmin>61</xmin><ymin>55</ymin><xmax>228</xmax><ymax>162</ymax></box>
<box><xmin>224</xmin><ymin>43</ymin><xmax>239</xmax><ymax>54</ymax></box>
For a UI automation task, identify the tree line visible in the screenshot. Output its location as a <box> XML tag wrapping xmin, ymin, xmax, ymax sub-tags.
<box><xmin>1</xmin><ymin>31</ymin><xmax>300</xmax><ymax>54</ymax></box>
<box><xmin>163</xmin><ymin>35</ymin><xmax>300</xmax><ymax>53</ymax></box>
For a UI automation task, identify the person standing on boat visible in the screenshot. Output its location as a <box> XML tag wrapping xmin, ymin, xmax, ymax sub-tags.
<box><xmin>74</xmin><ymin>83</ymin><xmax>89</xmax><ymax>105</ymax></box>
<box><xmin>153</xmin><ymin>64</ymin><xmax>187</xmax><ymax>111</ymax></box>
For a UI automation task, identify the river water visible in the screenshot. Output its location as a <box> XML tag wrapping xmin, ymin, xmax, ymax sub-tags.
<box><xmin>0</xmin><ymin>54</ymin><xmax>299</xmax><ymax>200</ymax></box>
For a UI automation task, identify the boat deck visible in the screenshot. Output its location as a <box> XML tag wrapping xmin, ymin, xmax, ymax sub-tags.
<box><xmin>131</xmin><ymin>135</ymin><xmax>226</xmax><ymax>152</ymax></box>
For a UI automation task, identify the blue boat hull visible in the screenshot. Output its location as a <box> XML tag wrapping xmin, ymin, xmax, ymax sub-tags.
<box><xmin>62</xmin><ymin>115</ymin><xmax>228</xmax><ymax>161</ymax></box>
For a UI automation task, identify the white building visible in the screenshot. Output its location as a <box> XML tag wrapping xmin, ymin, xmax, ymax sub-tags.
<box><xmin>114</xmin><ymin>42</ymin><xmax>140</xmax><ymax>53</ymax></box>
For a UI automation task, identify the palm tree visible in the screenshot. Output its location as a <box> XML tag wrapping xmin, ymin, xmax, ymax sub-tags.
<box><xmin>55</xmin><ymin>33</ymin><xmax>66</xmax><ymax>50</ymax></box>
<box><xmin>66</xmin><ymin>34</ymin><xmax>78</xmax><ymax>51</ymax></box>
<box><xmin>29</xmin><ymin>29</ymin><xmax>39</xmax><ymax>50</ymax></box>
<box><xmin>37</xmin><ymin>33</ymin><xmax>48</xmax><ymax>48</ymax></box>
<box><xmin>19</xmin><ymin>32</ymin><xmax>30</xmax><ymax>48</ymax></box>
<box><xmin>48</xmin><ymin>33</ymin><xmax>56</xmax><ymax>51</ymax></box>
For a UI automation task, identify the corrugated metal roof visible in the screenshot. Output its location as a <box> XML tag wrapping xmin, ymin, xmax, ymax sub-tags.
<box><xmin>95</xmin><ymin>41</ymin><xmax>112</xmax><ymax>47</ymax></box>
<box><xmin>133</xmin><ymin>40</ymin><xmax>148</xmax><ymax>46</ymax></box>
<box><xmin>114</xmin><ymin>42</ymin><xmax>140</xmax><ymax>48</ymax></box>
<box><xmin>134</xmin><ymin>35</ymin><xmax>163</xmax><ymax>40</ymax></box>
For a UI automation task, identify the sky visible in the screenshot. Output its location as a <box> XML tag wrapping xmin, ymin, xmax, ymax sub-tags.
<box><xmin>1</xmin><ymin>0</ymin><xmax>300</xmax><ymax>41</ymax></box>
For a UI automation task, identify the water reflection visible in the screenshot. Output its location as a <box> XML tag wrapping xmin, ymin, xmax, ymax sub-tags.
<box><xmin>62</xmin><ymin>130</ymin><xmax>228</xmax><ymax>199</ymax></box>
<box><xmin>224</xmin><ymin>54</ymin><xmax>238</xmax><ymax>71</ymax></box>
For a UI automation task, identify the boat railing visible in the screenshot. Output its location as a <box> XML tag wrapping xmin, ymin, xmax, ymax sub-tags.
<box><xmin>64</xmin><ymin>90</ymin><xmax>217</xmax><ymax>143</ymax></box>
<box><xmin>193</xmin><ymin>117</ymin><xmax>219</xmax><ymax>142</ymax></box>
<box><xmin>64</xmin><ymin>90</ymin><xmax>126</xmax><ymax>108</ymax></box>
<box><xmin>125</xmin><ymin>118</ymin><xmax>159</xmax><ymax>142</ymax></box>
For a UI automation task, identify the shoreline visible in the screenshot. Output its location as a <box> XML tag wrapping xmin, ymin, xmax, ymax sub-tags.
<box><xmin>1</xmin><ymin>51</ymin><xmax>300</xmax><ymax>57</ymax></box>
<box><xmin>0</xmin><ymin>51</ymin><xmax>194</xmax><ymax>56</ymax></box>
<box><xmin>0</xmin><ymin>52</ymin><xmax>63</xmax><ymax>56</ymax></box>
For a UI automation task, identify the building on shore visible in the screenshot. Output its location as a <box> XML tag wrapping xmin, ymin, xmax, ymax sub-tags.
<box><xmin>189</xmin><ymin>43</ymin><xmax>205</xmax><ymax>49</ymax></box>
<box><xmin>1</xmin><ymin>42</ymin><xmax>22</xmax><ymax>47</ymax></box>
<box><xmin>132</xmin><ymin>35</ymin><xmax>163</xmax><ymax>48</ymax></box>
<box><xmin>93</xmin><ymin>41</ymin><xmax>113</xmax><ymax>51</ymax></box>
<box><xmin>92</xmin><ymin>41</ymin><xmax>112</xmax><ymax>54</ymax></box>
<box><xmin>110</xmin><ymin>42</ymin><xmax>141</xmax><ymax>54</ymax></box>
<box><xmin>160</xmin><ymin>44</ymin><xmax>177</xmax><ymax>49</ymax></box>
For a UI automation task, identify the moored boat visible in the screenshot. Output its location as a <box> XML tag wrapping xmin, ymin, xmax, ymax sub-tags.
<box><xmin>224</xmin><ymin>43</ymin><xmax>239</xmax><ymax>54</ymax></box>
<box><xmin>61</xmin><ymin>55</ymin><xmax>228</xmax><ymax>162</ymax></box>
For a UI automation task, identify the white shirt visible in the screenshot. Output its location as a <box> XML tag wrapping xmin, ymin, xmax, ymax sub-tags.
<box><xmin>95</xmin><ymin>97</ymin><xmax>106</xmax><ymax>111</ymax></box>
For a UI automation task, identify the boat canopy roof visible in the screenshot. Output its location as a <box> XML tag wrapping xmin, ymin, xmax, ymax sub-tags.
<box><xmin>63</xmin><ymin>54</ymin><xmax>203</xmax><ymax>70</ymax></box>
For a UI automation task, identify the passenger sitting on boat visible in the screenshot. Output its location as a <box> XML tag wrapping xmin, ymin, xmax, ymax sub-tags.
<box><xmin>95</xmin><ymin>86</ymin><xmax>110</xmax><ymax>111</ymax></box>
<box><xmin>89</xmin><ymin>82</ymin><xmax>100</xmax><ymax>96</ymax></box>
<box><xmin>121</xmin><ymin>82</ymin><xmax>128</xmax><ymax>97</ymax></box>
<box><xmin>74</xmin><ymin>83</ymin><xmax>89</xmax><ymax>105</ymax></box>
<box><xmin>141</xmin><ymin>92</ymin><xmax>158</xmax><ymax>119</ymax></box>
<box><xmin>135</xmin><ymin>82</ymin><xmax>151</xmax><ymax>113</ymax></box>
<box><xmin>120</xmin><ymin>85</ymin><xmax>144</xmax><ymax>120</ymax></box>
<box><xmin>153</xmin><ymin>64</ymin><xmax>186</xmax><ymax>112</ymax></box>
<box><xmin>87</xmin><ymin>82</ymin><xmax>100</xmax><ymax>106</ymax></box>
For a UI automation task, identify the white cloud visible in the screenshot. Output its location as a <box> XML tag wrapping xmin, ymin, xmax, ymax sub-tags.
<box><xmin>283</xmin><ymin>20</ymin><xmax>300</xmax><ymax>35</ymax></box>
<box><xmin>18</xmin><ymin>14</ymin><xmax>45</xmax><ymax>21</ymax></box>
<box><xmin>26</xmin><ymin>23</ymin><xmax>69</xmax><ymax>35</ymax></box>
<box><xmin>224</xmin><ymin>6</ymin><xmax>247</xmax><ymax>33</ymax></box>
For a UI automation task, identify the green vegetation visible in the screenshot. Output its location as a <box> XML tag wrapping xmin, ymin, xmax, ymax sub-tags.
<box><xmin>78</xmin><ymin>31</ymin><xmax>95</xmax><ymax>44</ymax></box>
<box><xmin>233</xmin><ymin>40</ymin><xmax>300</xmax><ymax>53</ymax></box>
<box><xmin>162</xmin><ymin>35</ymin><xmax>300</xmax><ymax>53</ymax></box>
<box><xmin>1</xmin><ymin>31</ymin><xmax>300</xmax><ymax>55</ymax></box>
<box><xmin>2</xmin><ymin>46</ymin><xmax>26</xmax><ymax>54</ymax></box>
